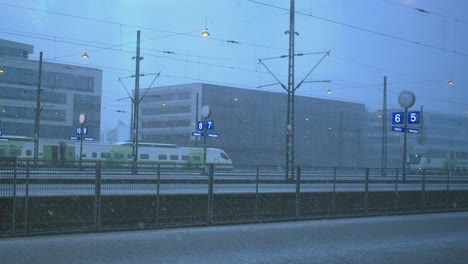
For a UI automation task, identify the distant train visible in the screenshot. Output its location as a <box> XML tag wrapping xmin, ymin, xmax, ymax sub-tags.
<box><xmin>0</xmin><ymin>135</ymin><xmax>233</xmax><ymax>169</ymax></box>
<box><xmin>408</xmin><ymin>147</ymin><xmax>468</xmax><ymax>173</ymax></box>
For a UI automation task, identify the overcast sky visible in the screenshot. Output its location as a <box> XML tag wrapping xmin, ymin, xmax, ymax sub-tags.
<box><xmin>1</xmin><ymin>0</ymin><xmax>467</xmax><ymax>132</ymax></box>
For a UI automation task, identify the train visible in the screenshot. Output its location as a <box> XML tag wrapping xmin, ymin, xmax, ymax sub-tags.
<box><xmin>0</xmin><ymin>135</ymin><xmax>233</xmax><ymax>169</ymax></box>
<box><xmin>408</xmin><ymin>147</ymin><xmax>468</xmax><ymax>173</ymax></box>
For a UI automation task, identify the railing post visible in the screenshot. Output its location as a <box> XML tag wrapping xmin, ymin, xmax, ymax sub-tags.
<box><xmin>446</xmin><ymin>170</ymin><xmax>451</xmax><ymax>210</ymax></box>
<box><xmin>364</xmin><ymin>168</ymin><xmax>369</xmax><ymax>216</ymax></box>
<box><xmin>12</xmin><ymin>157</ymin><xmax>17</xmax><ymax>236</ymax></box>
<box><xmin>94</xmin><ymin>161</ymin><xmax>102</xmax><ymax>231</ymax></box>
<box><xmin>394</xmin><ymin>168</ymin><xmax>399</xmax><ymax>212</ymax></box>
<box><xmin>295</xmin><ymin>166</ymin><xmax>301</xmax><ymax>219</ymax></box>
<box><xmin>255</xmin><ymin>166</ymin><xmax>259</xmax><ymax>221</ymax></box>
<box><xmin>24</xmin><ymin>160</ymin><xmax>30</xmax><ymax>234</ymax></box>
<box><xmin>207</xmin><ymin>164</ymin><xmax>214</xmax><ymax>225</ymax></box>
<box><xmin>332</xmin><ymin>167</ymin><xmax>336</xmax><ymax>216</ymax></box>
<box><xmin>156</xmin><ymin>164</ymin><xmax>161</xmax><ymax>226</ymax></box>
<box><xmin>421</xmin><ymin>169</ymin><xmax>426</xmax><ymax>212</ymax></box>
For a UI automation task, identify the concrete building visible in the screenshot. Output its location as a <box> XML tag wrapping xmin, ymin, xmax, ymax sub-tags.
<box><xmin>0</xmin><ymin>39</ymin><xmax>102</xmax><ymax>141</ymax></box>
<box><xmin>137</xmin><ymin>83</ymin><xmax>367</xmax><ymax>167</ymax></box>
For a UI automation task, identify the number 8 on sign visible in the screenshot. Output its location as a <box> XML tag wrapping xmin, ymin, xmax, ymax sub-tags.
<box><xmin>197</xmin><ymin>121</ymin><xmax>204</xmax><ymax>130</ymax></box>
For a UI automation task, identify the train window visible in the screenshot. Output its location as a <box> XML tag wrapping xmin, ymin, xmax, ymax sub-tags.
<box><xmin>26</xmin><ymin>150</ymin><xmax>32</xmax><ymax>156</ymax></box>
<box><xmin>101</xmin><ymin>152</ymin><xmax>110</xmax><ymax>158</ymax></box>
<box><xmin>114</xmin><ymin>153</ymin><xmax>124</xmax><ymax>159</ymax></box>
<box><xmin>140</xmin><ymin>154</ymin><xmax>149</xmax><ymax>160</ymax></box>
<box><xmin>220</xmin><ymin>152</ymin><xmax>229</xmax><ymax>160</ymax></box>
<box><xmin>170</xmin><ymin>155</ymin><xmax>178</xmax><ymax>161</ymax></box>
<box><xmin>427</xmin><ymin>158</ymin><xmax>431</xmax><ymax>163</ymax></box>
<box><xmin>193</xmin><ymin>155</ymin><xmax>201</xmax><ymax>161</ymax></box>
<box><xmin>10</xmin><ymin>149</ymin><xmax>21</xmax><ymax>156</ymax></box>
<box><xmin>158</xmin><ymin>154</ymin><xmax>167</xmax><ymax>160</ymax></box>
<box><xmin>182</xmin><ymin>155</ymin><xmax>189</xmax><ymax>161</ymax></box>
<box><xmin>92</xmin><ymin>152</ymin><xmax>97</xmax><ymax>158</ymax></box>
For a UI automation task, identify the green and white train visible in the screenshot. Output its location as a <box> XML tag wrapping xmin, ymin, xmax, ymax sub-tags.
<box><xmin>408</xmin><ymin>147</ymin><xmax>468</xmax><ymax>173</ymax></box>
<box><xmin>0</xmin><ymin>135</ymin><xmax>233</xmax><ymax>168</ymax></box>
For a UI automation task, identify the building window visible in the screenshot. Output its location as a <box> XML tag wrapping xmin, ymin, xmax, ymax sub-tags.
<box><xmin>92</xmin><ymin>152</ymin><xmax>97</xmax><ymax>158</ymax></box>
<box><xmin>170</xmin><ymin>155</ymin><xmax>178</xmax><ymax>161</ymax></box>
<box><xmin>158</xmin><ymin>154</ymin><xmax>167</xmax><ymax>160</ymax></box>
<box><xmin>182</xmin><ymin>155</ymin><xmax>189</xmax><ymax>161</ymax></box>
<box><xmin>26</xmin><ymin>150</ymin><xmax>32</xmax><ymax>156</ymax></box>
<box><xmin>140</xmin><ymin>154</ymin><xmax>149</xmax><ymax>160</ymax></box>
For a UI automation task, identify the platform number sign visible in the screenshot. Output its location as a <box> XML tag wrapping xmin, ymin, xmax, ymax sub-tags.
<box><xmin>392</xmin><ymin>112</ymin><xmax>404</xmax><ymax>124</ymax></box>
<box><xmin>197</xmin><ymin>121</ymin><xmax>204</xmax><ymax>130</ymax></box>
<box><xmin>206</xmin><ymin>120</ymin><xmax>214</xmax><ymax>130</ymax></box>
<box><xmin>197</xmin><ymin>121</ymin><xmax>214</xmax><ymax>130</ymax></box>
<box><xmin>407</xmin><ymin>111</ymin><xmax>420</xmax><ymax>124</ymax></box>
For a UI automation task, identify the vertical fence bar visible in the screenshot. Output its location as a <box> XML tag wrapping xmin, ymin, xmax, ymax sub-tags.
<box><xmin>24</xmin><ymin>160</ymin><xmax>30</xmax><ymax>234</ymax></box>
<box><xmin>156</xmin><ymin>164</ymin><xmax>161</xmax><ymax>226</ymax></box>
<box><xmin>364</xmin><ymin>168</ymin><xmax>369</xmax><ymax>216</ymax></box>
<box><xmin>394</xmin><ymin>168</ymin><xmax>399</xmax><ymax>212</ymax></box>
<box><xmin>255</xmin><ymin>166</ymin><xmax>259</xmax><ymax>221</ymax></box>
<box><xmin>332</xmin><ymin>167</ymin><xmax>337</xmax><ymax>216</ymax></box>
<box><xmin>446</xmin><ymin>170</ymin><xmax>451</xmax><ymax>210</ymax></box>
<box><xmin>94</xmin><ymin>161</ymin><xmax>102</xmax><ymax>231</ymax></box>
<box><xmin>421</xmin><ymin>169</ymin><xmax>426</xmax><ymax>212</ymax></box>
<box><xmin>12</xmin><ymin>157</ymin><xmax>17</xmax><ymax>236</ymax></box>
<box><xmin>295</xmin><ymin>166</ymin><xmax>301</xmax><ymax>219</ymax></box>
<box><xmin>207</xmin><ymin>164</ymin><xmax>214</xmax><ymax>225</ymax></box>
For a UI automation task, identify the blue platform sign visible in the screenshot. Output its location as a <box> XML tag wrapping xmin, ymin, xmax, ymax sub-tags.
<box><xmin>207</xmin><ymin>133</ymin><xmax>219</xmax><ymax>138</ymax></box>
<box><xmin>206</xmin><ymin>120</ymin><xmax>214</xmax><ymax>130</ymax></box>
<box><xmin>407</xmin><ymin>128</ymin><xmax>420</xmax><ymax>134</ymax></box>
<box><xmin>197</xmin><ymin>121</ymin><xmax>204</xmax><ymax>130</ymax></box>
<box><xmin>192</xmin><ymin>132</ymin><xmax>204</xmax><ymax>137</ymax></box>
<box><xmin>407</xmin><ymin>111</ymin><xmax>420</xmax><ymax>124</ymax></box>
<box><xmin>392</xmin><ymin>112</ymin><xmax>404</xmax><ymax>124</ymax></box>
<box><xmin>76</xmin><ymin>127</ymin><xmax>88</xmax><ymax>135</ymax></box>
<box><xmin>392</xmin><ymin>126</ymin><xmax>405</xmax><ymax>132</ymax></box>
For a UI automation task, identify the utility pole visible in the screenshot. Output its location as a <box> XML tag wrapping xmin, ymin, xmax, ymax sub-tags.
<box><xmin>33</xmin><ymin>51</ymin><xmax>43</xmax><ymax>167</ymax></box>
<box><xmin>258</xmin><ymin>0</ymin><xmax>330</xmax><ymax>180</ymax></box>
<box><xmin>132</xmin><ymin>30</ymin><xmax>142</xmax><ymax>174</ymax></box>
<box><xmin>285</xmin><ymin>0</ymin><xmax>296</xmax><ymax>181</ymax></box>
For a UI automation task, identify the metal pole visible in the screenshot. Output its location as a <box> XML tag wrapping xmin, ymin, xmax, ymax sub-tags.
<box><xmin>295</xmin><ymin>166</ymin><xmax>301</xmax><ymax>218</ymax></box>
<box><xmin>34</xmin><ymin>51</ymin><xmax>43</xmax><ymax>167</ymax></box>
<box><xmin>382</xmin><ymin>76</ymin><xmax>387</xmax><ymax>177</ymax></box>
<box><xmin>255</xmin><ymin>166</ymin><xmax>260</xmax><ymax>221</ymax></box>
<box><xmin>332</xmin><ymin>167</ymin><xmax>336</xmax><ymax>215</ymax></box>
<box><xmin>94</xmin><ymin>161</ymin><xmax>102</xmax><ymax>231</ymax></box>
<box><xmin>156</xmin><ymin>164</ymin><xmax>161</xmax><ymax>226</ymax></box>
<box><xmin>79</xmin><ymin>123</ymin><xmax>84</xmax><ymax>170</ymax></box>
<box><xmin>12</xmin><ymin>157</ymin><xmax>17</xmax><ymax>236</ymax></box>
<box><xmin>394</xmin><ymin>168</ymin><xmax>399</xmax><ymax>212</ymax></box>
<box><xmin>133</xmin><ymin>30</ymin><xmax>141</xmax><ymax>174</ymax></box>
<box><xmin>402</xmin><ymin>107</ymin><xmax>408</xmax><ymax>180</ymax></box>
<box><xmin>285</xmin><ymin>0</ymin><xmax>296</xmax><ymax>181</ymax></box>
<box><xmin>421</xmin><ymin>169</ymin><xmax>426</xmax><ymax>212</ymax></box>
<box><xmin>364</xmin><ymin>168</ymin><xmax>369</xmax><ymax>216</ymax></box>
<box><xmin>24</xmin><ymin>160</ymin><xmax>30</xmax><ymax>233</ymax></box>
<box><xmin>207</xmin><ymin>164</ymin><xmax>214</xmax><ymax>224</ymax></box>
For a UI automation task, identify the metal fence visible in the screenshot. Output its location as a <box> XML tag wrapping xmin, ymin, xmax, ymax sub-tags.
<box><xmin>1</xmin><ymin>158</ymin><xmax>468</xmax><ymax>237</ymax></box>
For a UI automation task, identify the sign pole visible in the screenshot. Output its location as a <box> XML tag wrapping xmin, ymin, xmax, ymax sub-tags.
<box><xmin>402</xmin><ymin>107</ymin><xmax>408</xmax><ymax>180</ymax></box>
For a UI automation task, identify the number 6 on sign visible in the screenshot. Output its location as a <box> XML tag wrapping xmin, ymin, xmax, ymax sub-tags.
<box><xmin>392</xmin><ymin>112</ymin><xmax>404</xmax><ymax>124</ymax></box>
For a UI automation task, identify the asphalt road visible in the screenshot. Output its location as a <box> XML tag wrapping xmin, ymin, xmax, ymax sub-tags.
<box><xmin>1</xmin><ymin>212</ymin><xmax>468</xmax><ymax>264</ymax></box>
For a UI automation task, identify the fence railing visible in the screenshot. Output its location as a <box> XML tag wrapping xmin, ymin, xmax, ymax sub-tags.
<box><xmin>1</xmin><ymin>158</ymin><xmax>468</xmax><ymax>237</ymax></box>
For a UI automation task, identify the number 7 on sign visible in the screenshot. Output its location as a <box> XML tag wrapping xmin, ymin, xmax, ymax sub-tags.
<box><xmin>206</xmin><ymin>120</ymin><xmax>214</xmax><ymax>130</ymax></box>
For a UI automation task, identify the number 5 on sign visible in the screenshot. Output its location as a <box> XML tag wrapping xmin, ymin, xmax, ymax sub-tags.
<box><xmin>408</xmin><ymin>111</ymin><xmax>420</xmax><ymax>124</ymax></box>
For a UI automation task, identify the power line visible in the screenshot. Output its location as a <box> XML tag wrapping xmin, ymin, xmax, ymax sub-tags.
<box><xmin>248</xmin><ymin>0</ymin><xmax>468</xmax><ymax>58</ymax></box>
